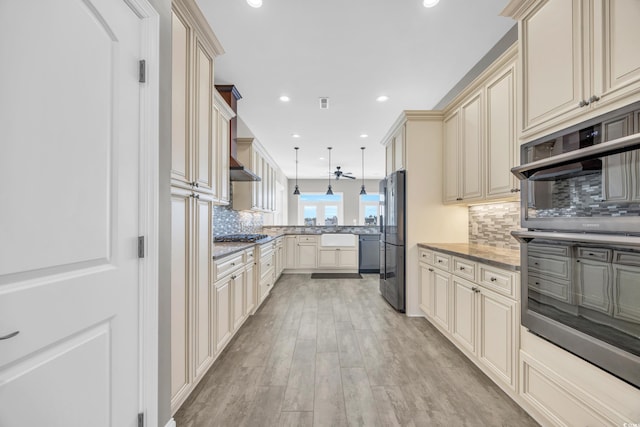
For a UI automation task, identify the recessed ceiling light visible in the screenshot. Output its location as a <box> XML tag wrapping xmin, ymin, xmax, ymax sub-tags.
<box><xmin>319</xmin><ymin>157</ymin><xmax>325</xmax><ymax>160</ymax></box>
<box><xmin>423</xmin><ymin>0</ymin><xmax>439</xmax><ymax>7</ymax></box>
<box><xmin>291</xmin><ymin>133</ymin><xmax>301</xmax><ymax>138</ymax></box>
<box><xmin>360</xmin><ymin>134</ymin><xmax>368</xmax><ymax>138</ymax></box>
<box><xmin>247</xmin><ymin>0</ymin><xmax>262</xmax><ymax>8</ymax></box>
<box><xmin>279</xmin><ymin>95</ymin><xmax>290</xmax><ymax>102</ymax></box>
<box><xmin>376</xmin><ymin>95</ymin><xmax>389</xmax><ymax>102</ymax></box>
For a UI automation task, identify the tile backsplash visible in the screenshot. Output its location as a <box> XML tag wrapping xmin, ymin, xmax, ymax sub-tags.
<box><xmin>468</xmin><ymin>202</ymin><xmax>521</xmax><ymax>251</ymax></box>
<box><xmin>213</xmin><ymin>186</ymin><xmax>263</xmax><ymax>236</ymax></box>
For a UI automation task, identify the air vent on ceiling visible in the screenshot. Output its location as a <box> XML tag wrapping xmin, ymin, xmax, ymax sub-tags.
<box><xmin>319</xmin><ymin>97</ymin><xmax>329</xmax><ymax>109</ymax></box>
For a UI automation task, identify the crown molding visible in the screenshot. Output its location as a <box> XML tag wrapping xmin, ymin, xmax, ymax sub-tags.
<box><xmin>172</xmin><ymin>0</ymin><xmax>225</xmax><ymax>57</ymax></box>
<box><xmin>214</xmin><ymin>91</ymin><xmax>236</xmax><ymax>120</ymax></box>
<box><xmin>501</xmin><ymin>0</ymin><xmax>538</xmax><ymax>19</ymax></box>
<box><xmin>379</xmin><ymin>110</ymin><xmax>444</xmax><ymax>146</ymax></box>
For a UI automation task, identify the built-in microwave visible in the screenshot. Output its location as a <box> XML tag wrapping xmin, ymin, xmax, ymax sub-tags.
<box><xmin>512</xmin><ymin>102</ymin><xmax>640</xmax><ymax>235</ymax></box>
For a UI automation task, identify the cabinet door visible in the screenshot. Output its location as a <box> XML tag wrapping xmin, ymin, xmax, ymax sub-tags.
<box><xmin>477</xmin><ymin>288</ymin><xmax>517</xmax><ymax>390</ymax></box>
<box><xmin>285</xmin><ymin>236</ymin><xmax>297</xmax><ymax>268</ymax></box>
<box><xmin>297</xmin><ymin>243</ymin><xmax>318</xmax><ymax>269</ymax></box>
<box><xmin>595</xmin><ymin>0</ymin><xmax>640</xmax><ymax>106</ymax></box>
<box><xmin>232</xmin><ymin>270</ymin><xmax>245</xmax><ymax>331</ymax></box>
<box><xmin>486</xmin><ymin>63</ymin><xmax>517</xmax><ymax>198</ymax></box>
<box><xmin>245</xmin><ymin>263</ymin><xmax>256</xmax><ymax>316</ymax></box>
<box><xmin>419</xmin><ymin>265</ymin><xmax>434</xmax><ymax>317</ymax></box>
<box><xmin>170</xmin><ymin>190</ymin><xmax>191</xmax><ymax>402</ymax></box>
<box><xmin>193</xmin><ymin>41</ymin><xmax>214</xmax><ymax>195</ymax></box>
<box><xmin>443</xmin><ymin>111</ymin><xmax>460</xmax><ymax>203</ymax></box>
<box><xmin>193</xmin><ymin>197</ymin><xmax>213</xmax><ymax>379</ymax></box>
<box><xmin>252</xmin><ymin>151</ymin><xmax>262</xmax><ymax>209</ymax></box>
<box><xmin>432</xmin><ymin>269</ymin><xmax>452</xmax><ymax>332</ymax></box>
<box><xmin>318</xmin><ymin>249</ymin><xmax>337</xmax><ymax>268</ymax></box>
<box><xmin>633</xmin><ymin>151</ymin><xmax>640</xmax><ymax>202</ymax></box>
<box><xmin>171</xmin><ymin>11</ymin><xmax>191</xmax><ymax>187</ymax></box>
<box><xmin>385</xmin><ymin>142</ymin><xmax>394</xmax><ymax>175</ymax></box>
<box><xmin>461</xmin><ymin>91</ymin><xmax>483</xmax><ymax>201</ymax></box>
<box><xmin>577</xmin><ymin>260</ymin><xmax>612</xmax><ymax>314</ymax></box>
<box><xmin>338</xmin><ymin>249</ymin><xmax>358</xmax><ymax>268</ymax></box>
<box><xmin>522</xmin><ymin>0</ymin><xmax>585</xmax><ymax>132</ymax></box>
<box><xmin>612</xmin><ymin>264</ymin><xmax>640</xmax><ymax>323</ymax></box>
<box><xmin>452</xmin><ymin>277</ymin><xmax>477</xmax><ymax>355</ymax></box>
<box><xmin>394</xmin><ymin>126</ymin><xmax>405</xmax><ymax>171</ymax></box>
<box><xmin>601</xmin><ymin>114</ymin><xmax>632</xmax><ymax>202</ymax></box>
<box><xmin>218</xmin><ymin>111</ymin><xmax>230</xmax><ymax>203</ymax></box>
<box><xmin>214</xmin><ymin>277</ymin><xmax>232</xmax><ymax>354</ymax></box>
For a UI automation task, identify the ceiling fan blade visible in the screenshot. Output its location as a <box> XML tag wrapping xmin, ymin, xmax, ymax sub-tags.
<box><xmin>344</xmin><ymin>175</ymin><xmax>357</xmax><ymax>179</ymax></box>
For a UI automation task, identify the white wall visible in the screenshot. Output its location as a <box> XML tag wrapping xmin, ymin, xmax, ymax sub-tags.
<box><xmin>287</xmin><ymin>179</ymin><xmax>380</xmax><ymax>225</ymax></box>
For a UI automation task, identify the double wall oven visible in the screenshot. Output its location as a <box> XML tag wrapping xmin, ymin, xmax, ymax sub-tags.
<box><xmin>511</xmin><ymin>102</ymin><xmax>640</xmax><ymax>389</ymax></box>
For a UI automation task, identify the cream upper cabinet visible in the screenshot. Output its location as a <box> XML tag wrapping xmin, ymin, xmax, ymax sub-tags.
<box><xmin>486</xmin><ymin>62</ymin><xmax>519</xmax><ymax>199</ymax></box>
<box><xmin>442</xmin><ymin>48</ymin><xmax>518</xmax><ymax>204</ymax></box>
<box><xmin>460</xmin><ymin>91</ymin><xmax>484</xmax><ymax>202</ymax></box>
<box><xmin>233</xmin><ymin>138</ymin><xmax>278</xmax><ymax>212</ymax></box>
<box><xmin>507</xmin><ymin>0</ymin><xmax>640</xmax><ymax>140</ymax></box>
<box><xmin>443</xmin><ymin>111</ymin><xmax>460</xmax><ymax>203</ymax></box>
<box><xmin>193</xmin><ymin>41</ymin><xmax>215</xmax><ymax>195</ymax></box>
<box><xmin>383</xmin><ymin>124</ymin><xmax>406</xmax><ymax>175</ymax></box>
<box><xmin>214</xmin><ymin>91</ymin><xmax>234</xmax><ymax>205</ymax></box>
<box><xmin>171</xmin><ymin>11</ymin><xmax>190</xmax><ymax>188</ymax></box>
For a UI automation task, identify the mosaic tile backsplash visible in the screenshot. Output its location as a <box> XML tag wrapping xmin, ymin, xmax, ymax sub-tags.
<box><xmin>468</xmin><ymin>202</ymin><xmax>521</xmax><ymax>251</ymax></box>
<box><xmin>213</xmin><ymin>186</ymin><xmax>263</xmax><ymax>237</ymax></box>
<box><xmin>262</xmin><ymin>226</ymin><xmax>380</xmax><ymax>235</ymax></box>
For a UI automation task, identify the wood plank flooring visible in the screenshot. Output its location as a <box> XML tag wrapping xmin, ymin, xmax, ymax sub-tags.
<box><xmin>174</xmin><ymin>274</ymin><xmax>539</xmax><ymax>427</ymax></box>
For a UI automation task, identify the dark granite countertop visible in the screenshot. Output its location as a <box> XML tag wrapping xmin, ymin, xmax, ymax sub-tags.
<box><xmin>212</xmin><ymin>242</ymin><xmax>255</xmax><ymax>260</ymax></box>
<box><xmin>418</xmin><ymin>243</ymin><xmax>520</xmax><ymax>271</ymax></box>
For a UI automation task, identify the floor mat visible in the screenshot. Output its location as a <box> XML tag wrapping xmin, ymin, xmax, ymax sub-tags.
<box><xmin>310</xmin><ymin>273</ymin><xmax>363</xmax><ymax>279</ymax></box>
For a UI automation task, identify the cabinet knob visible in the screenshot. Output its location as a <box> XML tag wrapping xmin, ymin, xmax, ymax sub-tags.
<box><xmin>510</xmin><ymin>188</ymin><xmax>521</xmax><ymax>193</ymax></box>
<box><xmin>578</xmin><ymin>99</ymin><xmax>590</xmax><ymax>107</ymax></box>
<box><xmin>421</xmin><ymin>254</ymin><xmax>426</xmax><ymax>257</ymax></box>
<box><xmin>475</xmin><ymin>289</ymin><xmax>481</xmax><ymax>294</ymax></box>
<box><xmin>471</xmin><ymin>286</ymin><xmax>478</xmax><ymax>291</ymax></box>
<box><xmin>231</xmin><ymin>275</ymin><xmax>236</xmax><ymax>280</ymax></box>
<box><xmin>428</xmin><ymin>268</ymin><xmax>434</xmax><ymax>272</ymax></box>
<box><xmin>190</xmin><ymin>192</ymin><xmax>200</xmax><ymax>199</ymax></box>
<box><xmin>456</xmin><ymin>197</ymin><xmax>463</xmax><ymax>201</ymax></box>
<box><xmin>490</xmin><ymin>277</ymin><xmax>497</xmax><ymax>282</ymax></box>
<box><xmin>459</xmin><ymin>266</ymin><xmax>465</xmax><ymax>271</ymax></box>
<box><xmin>588</xmin><ymin>95</ymin><xmax>600</xmax><ymax>103</ymax></box>
<box><xmin>190</xmin><ymin>181</ymin><xmax>199</xmax><ymax>188</ymax></box>
<box><xmin>438</xmin><ymin>260</ymin><xmax>443</xmax><ymax>263</ymax></box>
<box><xmin>231</xmin><ymin>262</ymin><xmax>235</xmax><ymax>266</ymax></box>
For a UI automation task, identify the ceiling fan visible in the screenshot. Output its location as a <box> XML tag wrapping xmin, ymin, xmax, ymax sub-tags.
<box><xmin>333</xmin><ymin>166</ymin><xmax>356</xmax><ymax>180</ymax></box>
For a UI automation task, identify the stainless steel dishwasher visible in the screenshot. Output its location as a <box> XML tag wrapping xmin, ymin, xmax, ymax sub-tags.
<box><xmin>359</xmin><ymin>234</ymin><xmax>380</xmax><ymax>273</ymax></box>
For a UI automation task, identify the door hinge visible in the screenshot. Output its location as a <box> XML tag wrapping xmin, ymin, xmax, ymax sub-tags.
<box><xmin>138</xmin><ymin>236</ymin><xmax>145</xmax><ymax>259</ymax></box>
<box><xmin>139</xmin><ymin>60</ymin><xmax>146</xmax><ymax>83</ymax></box>
<box><xmin>138</xmin><ymin>413</ymin><xmax>144</xmax><ymax>427</ymax></box>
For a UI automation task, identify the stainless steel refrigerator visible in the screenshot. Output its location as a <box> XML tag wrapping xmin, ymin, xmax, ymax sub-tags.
<box><xmin>379</xmin><ymin>170</ymin><xmax>406</xmax><ymax>312</ymax></box>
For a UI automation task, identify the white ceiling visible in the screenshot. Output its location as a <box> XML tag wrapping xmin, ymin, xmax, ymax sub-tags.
<box><xmin>197</xmin><ymin>0</ymin><xmax>514</xmax><ymax>180</ymax></box>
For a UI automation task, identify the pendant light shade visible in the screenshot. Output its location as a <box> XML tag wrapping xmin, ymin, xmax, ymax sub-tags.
<box><xmin>326</xmin><ymin>147</ymin><xmax>333</xmax><ymax>195</ymax></box>
<box><xmin>359</xmin><ymin>147</ymin><xmax>367</xmax><ymax>195</ymax></box>
<box><xmin>293</xmin><ymin>147</ymin><xmax>301</xmax><ymax>195</ymax></box>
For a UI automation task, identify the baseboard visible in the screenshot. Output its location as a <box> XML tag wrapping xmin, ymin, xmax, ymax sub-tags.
<box><xmin>165</xmin><ymin>418</ymin><xmax>176</xmax><ymax>427</ymax></box>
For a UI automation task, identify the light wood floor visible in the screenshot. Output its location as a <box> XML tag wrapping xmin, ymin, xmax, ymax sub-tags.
<box><xmin>174</xmin><ymin>274</ymin><xmax>539</xmax><ymax>427</ymax></box>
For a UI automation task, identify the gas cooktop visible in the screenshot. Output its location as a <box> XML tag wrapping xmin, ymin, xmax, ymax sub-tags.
<box><xmin>214</xmin><ymin>233</ymin><xmax>271</xmax><ymax>243</ymax></box>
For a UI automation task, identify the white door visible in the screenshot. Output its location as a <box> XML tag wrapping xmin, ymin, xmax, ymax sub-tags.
<box><xmin>0</xmin><ymin>1</ymin><xmax>144</xmax><ymax>426</ymax></box>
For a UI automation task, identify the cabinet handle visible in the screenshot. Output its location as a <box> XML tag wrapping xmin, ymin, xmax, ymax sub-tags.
<box><xmin>588</xmin><ymin>95</ymin><xmax>600</xmax><ymax>103</ymax></box>
<box><xmin>535</xmin><ymin>282</ymin><xmax>540</xmax><ymax>285</ymax></box>
<box><xmin>231</xmin><ymin>262</ymin><xmax>235</xmax><ymax>266</ymax></box>
<box><xmin>459</xmin><ymin>266</ymin><xmax>465</xmax><ymax>271</ymax></box>
<box><xmin>578</xmin><ymin>99</ymin><xmax>590</xmax><ymax>107</ymax></box>
<box><xmin>510</xmin><ymin>188</ymin><xmax>521</xmax><ymax>193</ymax></box>
<box><xmin>0</xmin><ymin>331</ymin><xmax>19</xmax><ymax>340</ymax></box>
<box><xmin>490</xmin><ymin>277</ymin><xmax>497</xmax><ymax>282</ymax></box>
<box><xmin>534</xmin><ymin>262</ymin><xmax>539</xmax><ymax>266</ymax></box>
<box><xmin>456</xmin><ymin>197</ymin><xmax>463</xmax><ymax>201</ymax></box>
<box><xmin>588</xmin><ymin>253</ymin><xmax>595</xmax><ymax>256</ymax></box>
<box><xmin>231</xmin><ymin>275</ymin><xmax>236</xmax><ymax>280</ymax></box>
<box><xmin>336</xmin><ymin>248</ymin><xmax>341</xmax><ymax>251</ymax></box>
<box><xmin>428</xmin><ymin>268</ymin><xmax>434</xmax><ymax>272</ymax></box>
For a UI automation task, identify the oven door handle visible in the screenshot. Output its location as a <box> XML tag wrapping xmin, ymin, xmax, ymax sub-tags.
<box><xmin>510</xmin><ymin>132</ymin><xmax>640</xmax><ymax>180</ymax></box>
<box><xmin>511</xmin><ymin>230</ymin><xmax>640</xmax><ymax>245</ymax></box>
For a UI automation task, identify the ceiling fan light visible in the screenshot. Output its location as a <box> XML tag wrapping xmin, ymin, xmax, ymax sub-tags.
<box><xmin>247</xmin><ymin>0</ymin><xmax>262</xmax><ymax>7</ymax></box>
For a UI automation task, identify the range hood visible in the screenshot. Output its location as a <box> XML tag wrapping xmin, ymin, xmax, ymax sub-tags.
<box><xmin>215</xmin><ymin>85</ymin><xmax>261</xmax><ymax>182</ymax></box>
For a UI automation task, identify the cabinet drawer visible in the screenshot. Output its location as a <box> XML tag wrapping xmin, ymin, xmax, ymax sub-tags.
<box><xmin>260</xmin><ymin>254</ymin><xmax>274</xmax><ymax>281</ymax></box>
<box><xmin>298</xmin><ymin>235</ymin><xmax>318</xmax><ymax>243</ymax></box>
<box><xmin>613</xmin><ymin>250</ymin><xmax>640</xmax><ymax>266</ymax></box>
<box><xmin>419</xmin><ymin>248</ymin><xmax>434</xmax><ymax>264</ymax></box>
<box><xmin>528</xmin><ymin>243</ymin><xmax>570</xmax><ymax>257</ymax></box>
<box><xmin>479</xmin><ymin>266</ymin><xmax>516</xmax><ymax>299</ymax></box>
<box><xmin>453</xmin><ymin>257</ymin><xmax>477</xmax><ymax>281</ymax></box>
<box><xmin>528</xmin><ymin>274</ymin><xmax>572</xmax><ymax>304</ymax></box>
<box><xmin>528</xmin><ymin>255</ymin><xmax>571</xmax><ymax>281</ymax></box>
<box><xmin>577</xmin><ymin>247</ymin><xmax>611</xmax><ymax>262</ymax></box>
<box><xmin>434</xmin><ymin>253</ymin><xmax>451</xmax><ymax>271</ymax></box>
<box><xmin>213</xmin><ymin>253</ymin><xmax>244</xmax><ymax>282</ymax></box>
<box><xmin>244</xmin><ymin>248</ymin><xmax>255</xmax><ymax>264</ymax></box>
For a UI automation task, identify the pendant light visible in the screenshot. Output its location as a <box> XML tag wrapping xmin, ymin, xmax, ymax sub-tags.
<box><xmin>359</xmin><ymin>147</ymin><xmax>367</xmax><ymax>195</ymax></box>
<box><xmin>293</xmin><ymin>147</ymin><xmax>301</xmax><ymax>195</ymax></box>
<box><xmin>326</xmin><ymin>147</ymin><xmax>333</xmax><ymax>195</ymax></box>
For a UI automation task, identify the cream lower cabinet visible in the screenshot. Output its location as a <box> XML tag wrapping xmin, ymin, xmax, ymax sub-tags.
<box><xmin>257</xmin><ymin>242</ymin><xmax>275</xmax><ymax>305</ymax></box>
<box><xmin>318</xmin><ymin>248</ymin><xmax>358</xmax><ymax>269</ymax></box>
<box><xmin>170</xmin><ymin>187</ymin><xmax>214</xmax><ymax>412</ymax></box>
<box><xmin>419</xmin><ymin>247</ymin><xmax>519</xmax><ymax>392</ymax></box>
<box><xmin>213</xmin><ymin>275</ymin><xmax>232</xmax><ymax>354</ymax></box>
<box><xmin>296</xmin><ymin>236</ymin><xmax>318</xmax><ymax>269</ymax></box>
<box><xmin>245</xmin><ymin>250</ymin><xmax>257</xmax><ymax>316</ymax></box>
<box><xmin>284</xmin><ymin>236</ymin><xmax>297</xmax><ymax>268</ymax></box>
